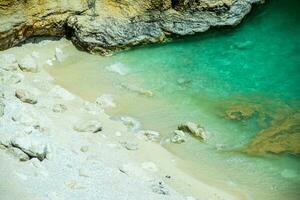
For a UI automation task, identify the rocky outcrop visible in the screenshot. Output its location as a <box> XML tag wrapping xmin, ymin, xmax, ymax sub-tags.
<box><xmin>0</xmin><ymin>0</ymin><xmax>263</xmax><ymax>55</ymax></box>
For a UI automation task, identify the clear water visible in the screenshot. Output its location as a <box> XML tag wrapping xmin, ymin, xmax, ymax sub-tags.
<box><xmin>48</xmin><ymin>0</ymin><xmax>300</xmax><ymax>199</ymax></box>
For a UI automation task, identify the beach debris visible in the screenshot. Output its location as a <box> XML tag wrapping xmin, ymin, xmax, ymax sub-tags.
<box><xmin>95</xmin><ymin>94</ymin><xmax>116</xmax><ymax>108</ymax></box>
<box><xmin>52</xmin><ymin>103</ymin><xmax>67</xmax><ymax>113</ymax></box>
<box><xmin>178</xmin><ymin>122</ymin><xmax>207</xmax><ymax>141</ymax></box>
<box><xmin>15</xmin><ymin>89</ymin><xmax>37</xmax><ymax>104</ymax></box>
<box><xmin>73</xmin><ymin>120</ymin><xmax>102</xmax><ymax>133</ymax></box>
<box><xmin>170</xmin><ymin>130</ymin><xmax>186</xmax><ymax>144</ymax></box>
<box><xmin>18</xmin><ymin>55</ymin><xmax>38</xmax><ymax>72</ymax></box>
<box><xmin>139</xmin><ymin>130</ymin><xmax>160</xmax><ymax>142</ymax></box>
<box><xmin>151</xmin><ymin>181</ymin><xmax>169</xmax><ymax>195</ymax></box>
<box><xmin>121</xmin><ymin>141</ymin><xmax>139</xmax><ymax>151</ymax></box>
<box><xmin>105</xmin><ymin>62</ymin><xmax>129</xmax><ymax>75</ymax></box>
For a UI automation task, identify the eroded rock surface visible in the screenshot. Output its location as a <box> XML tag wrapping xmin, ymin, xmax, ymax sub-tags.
<box><xmin>0</xmin><ymin>0</ymin><xmax>263</xmax><ymax>55</ymax></box>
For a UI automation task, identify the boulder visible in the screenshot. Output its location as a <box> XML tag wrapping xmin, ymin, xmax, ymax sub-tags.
<box><xmin>18</xmin><ymin>56</ymin><xmax>38</xmax><ymax>72</ymax></box>
<box><xmin>178</xmin><ymin>122</ymin><xmax>207</xmax><ymax>140</ymax></box>
<box><xmin>73</xmin><ymin>120</ymin><xmax>102</xmax><ymax>133</ymax></box>
<box><xmin>121</xmin><ymin>141</ymin><xmax>139</xmax><ymax>151</ymax></box>
<box><xmin>119</xmin><ymin>116</ymin><xmax>141</xmax><ymax>132</ymax></box>
<box><xmin>11</xmin><ymin>135</ymin><xmax>51</xmax><ymax>161</ymax></box>
<box><xmin>170</xmin><ymin>130</ymin><xmax>186</xmax><ymax>144</ymax></box>
<box><xmin>15</xmin><ymin>89</ymin><xmax>37</xmax><ymax>104</ymax></box>
<box><xmin>52</xmin><ymin>103</ymin><xmax>67</xmax><ymax>113</ymax></box>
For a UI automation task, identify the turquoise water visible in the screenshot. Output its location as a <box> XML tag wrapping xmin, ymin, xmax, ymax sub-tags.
<box><xmin>49</xmin><ymin>0</ymin><xmax>300</xmax><ymax>199</ymax></box>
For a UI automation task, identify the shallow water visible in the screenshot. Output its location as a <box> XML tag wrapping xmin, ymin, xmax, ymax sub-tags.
<box><xmin>47</xmin><ymin>0</ymin><xmax>300</xmax><ymax>199</ymax></box>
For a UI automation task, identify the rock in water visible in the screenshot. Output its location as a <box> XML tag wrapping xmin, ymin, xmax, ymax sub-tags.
<box><xmin>95</xmin><ymin>94</ymin><xmax>116</xmax><ymax>108</ymax></box>
<box><xmin>73</xmin><ymin>120</ymin><xmax>102</xmax><ymax>133</ymax></box>
<box><xmin>170</xmin><ymin>130</ymin><xmax>186</xmax><ymax>144</ymax></box>
<box><xmin>139</xmin><ymin>130</ymin><xmax>160</xmax><ymax>142</ymax></box>
<box><xmin>18</xmin><ymin>56</ymin><xmax>38</xmax><ymax>72</ymax></box>
<box><xmin>178</xmin><ymin>122</ymin><xmax>207</xmax><ymax>141</ymax></box>
<box><xmin>15</xmin><ymin>89</ymin><xmax>37</xmax><ymax>104</ymax></box>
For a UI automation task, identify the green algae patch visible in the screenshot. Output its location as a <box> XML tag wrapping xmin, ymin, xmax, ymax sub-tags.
<box><xmin>245</xmin><ymin>113</ymin><xmax>300</xmax><ymax>155</ymax></box>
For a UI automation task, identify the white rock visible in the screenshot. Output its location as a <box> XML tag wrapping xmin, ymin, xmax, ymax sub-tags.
<box><xmin>79</xmin><ymin>168</ymin><xmax>90</xmax><ymax>177</ymax></box>
<box><xmin>170</xmin><ymin>130</ymin><xmax>186</xmax><ymax>144</ymax></box>
<box><xmin>115</xmin><ymin>131</ymin><xmax>122</xmax><ymax>137</ymax></box>
<box><xmin>151</xmin><ymin>181</ymin><xmax>169</xmax><ymax>195</ymax></box>
<box><xmin>15</xmin><ymin>89</ymin><xmax>37</xmax><ymax>104</ymax></box>
<box><xmin>12</xmin><ymin>111</ymin><xmax>39</xmax><ymax>127</ymax></box>
<box><xmin>80</xmin><ymin>145</ymin><xmax>89</xmax><ymax>153</ymax></box>
<box><xmin>95</xmin><ymin>94</ymin><xmax>116</xmax><ymax>108</ymax></box>
<box><xmin>0</xmin><ymin>100</ymin><xmax>4</xmax><ymax>117</ymax></box>
<box><xmin>0</xmin><ymin>54</ymin><xmax>17</xmax><ymax>66</ymax></box>
<box><xmin>31</xmin><ymin>51</ymin><xmax>39</xmax><ymax>58</ymax></box>
<box><xmin>142</xmin><ymin>162</ymin><xmax>158</xmax><ymax>172</ymax></box>
<box><xmin>139</xmin><ymin>130</ymin><xmax>160</xmax><ymax>142</ymax></box>
<box><xmin>55</xmin><ymin>47</ymin><xmax>66</xmax><ymax>62</ymax></box>
<box><xmin>18</xmin><ymin>56</ymin><xmax>38</xmax><ymax>72</ymax></box>
<box><xmin>11</xmin><ymin>134</ymin><xmax>51</xmax><ymax>161</ymax></box>
<box><xmin>73</xmin><ymin>120</ymin><xmax>102</xmax><ymax>133</ymax></box>
<box><xmin>178</xmin><ymin>122</ymin><xmax>207</xmax><ymax>140</ymax></box>
<box><xmin>105</xmin><ymin>62</ymin><xmax>129</xmax><ymax>75</ymax></box>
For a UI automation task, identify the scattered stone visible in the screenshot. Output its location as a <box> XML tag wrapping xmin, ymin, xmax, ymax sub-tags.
<box><xmin>178</xmin><ymin>122</ymin><xmax>207</xmax><ymax>141</ymax></box>
<box><xmin>142</xmin><ymin>162</ymin><xmax>158</xmax><ymax>172</ymax></box>
<box><xmin>18</xmin><ymin>56</ymin><xmax>38</xmax><ymax>72</ymax></box>
<box><xmin>73</xmin><ymin>120</ymin><xmax>102</xmax><ymax>133</ymax></box>
<box><xmin>165</xmin><ymin>175</ymin><xmax>171</xmax><ymax>179</ymax></box>
<box><xmin>52</xmin><ymin>103</ymin><xmax>67</xmax><ymax>113</ymax></box>
<box><xmin>95</xmin><ymin>94</ymin><xmax>116</xmax><ymax>108</ymax></box>
<box><xmin>80</xmin><ymin>145</ymin><xmax>89</xmax><ymax>153</ymax></box>
<box><xmin>15</xmin><ymin>89</ymin><xmax>37</xmax><ymax>104</ymax></box>
<box><xmin>11</xmin><ymin>135</ymin><xmax>51</xmax><ymax>161</ymax></box>
<box><xmin>151</xmin><ymin>182</ymin><xmax>169</xmax><ymax>195</ymax></box>
<box><xmin>105</xmin><ymin>62</ymin><xmax>129</xmax><ymax>75</ymax></box>
<box><xmin>6</xmin><ymin>147</ymin><xmax>30</xmax><ymax>161</ymax></box>
<box><xmin>139</xmin><ymin>130</ymin><xmax>160</xmax><ymax>142</ymax></box>
<box><xmin>121</xmin><ymin>141</ymin><xmax>139</xmax><ymax>151</ymax></box>
<box><xmin>79</xmin><ymin>168</ymin><xmax>90</xmax><ymax>177</ymax></box>
<box><xmin>170</xmin><ymin>130</ymin><xmax>186</xmax><ymax>144</ymax></box>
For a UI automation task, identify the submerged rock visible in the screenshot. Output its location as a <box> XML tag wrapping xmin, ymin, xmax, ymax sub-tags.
<box><xmin>96</xmin><ymin>94</ymin><xmax>116</xmax><ymax>108</ymax></box>
<box><xmin>105</xmin><ymin>63</ymin><xmax>129</xmax><ymax>76</ymax></box>
<box><xmin>224</xmin><ymin>104</ymin><xmax>258</xmax><ymax>121</ymax></box>
<box><xmin>178</xmin><ymin>122</ymin><xmax>207</xmax><ymax>141</ymax></box>
<box><xmin>245</xmin><ymin>113</ymin><xmax>300</xmax><ymax>155</ymax></box>
<box><xmin>15</xmin><ymin>89</ymin><xmax>38</xmax><ymax>104</ymax></box>
<box><xmin>139</xmin><ymin>130</ymin><xmax>160</xmax><ymax>142</ymax></box>
<box><xmin>119</xmin><ymin>116</ymin><xmax>141</xmax><ymax>133</ymax></box>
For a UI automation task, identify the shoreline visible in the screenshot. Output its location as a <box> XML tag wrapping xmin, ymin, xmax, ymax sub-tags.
<box><xmin>0</xmin><ymin>39</ymin><xmax>247</xmax><ymax>200</ymax></box>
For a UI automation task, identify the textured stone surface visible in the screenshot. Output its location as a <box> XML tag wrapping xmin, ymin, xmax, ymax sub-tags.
<box><xmin>0</xmin><ymin>0</ymin><xmax>263</xmax><ymax>55</ymax></box>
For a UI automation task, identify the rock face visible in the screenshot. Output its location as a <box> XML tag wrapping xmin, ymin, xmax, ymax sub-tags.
<box><xmin>0</xmin><ymin>0</ymin><xmax>263</xmax><ymax>55</ymax></box>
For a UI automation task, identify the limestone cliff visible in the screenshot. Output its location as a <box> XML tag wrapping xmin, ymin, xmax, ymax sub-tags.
<box><xmin>0</xmin><ymin>0</ymin><xmax>264</xmax><ymax>55</ymax></box>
